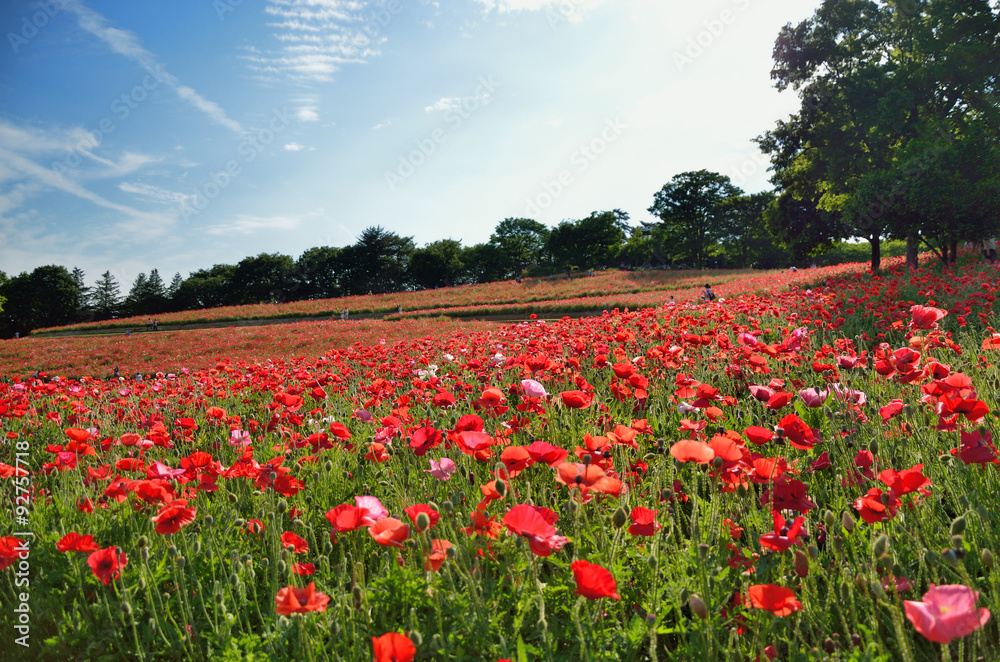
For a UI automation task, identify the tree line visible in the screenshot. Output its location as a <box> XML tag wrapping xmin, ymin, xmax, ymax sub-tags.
<box><xmin>0</xmin><ymin>182</ymin><xmax>803</xmax><ymax>338</ymax></box>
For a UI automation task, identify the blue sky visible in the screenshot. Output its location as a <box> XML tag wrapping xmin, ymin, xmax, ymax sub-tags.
<box><xmin>0</xmin><ymin>0</ymin><xmax>823</xmax><ymax>286</ymax></box>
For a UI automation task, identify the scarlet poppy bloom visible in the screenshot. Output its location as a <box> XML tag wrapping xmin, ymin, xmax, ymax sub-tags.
<box><xmin>499</xmin><ymin>445</ymin><xmax>533</xmax><ymax>479</ymax></box>
<box><xmin>909</xmin><ymin>305</ymin><xmax>947</xmax><ymax>330</ymax></box>
<box><xmin>369</xmin><ymin>518</ymin><xmax>409</xmax><ymax>548</ymax></box>
<box><xmin>0</xmin><ymin>537</ymin><xmax>25</xmax><ymax>570</ymax></box>
<box><xmin>571</xmin><ymin>559</ymin><xmax>620</xmax><ymax>600</ymax></box>
<box><xmin>759</xmin><ymin>511</ymin><xmax>805</xmax><ymax>552</ymax></box>
<box><xmin>329</xmin><ymin>422</ymin><xmax>352</xmax><ymax>439</ymax></box>
<box><xmin>274</xmin><ymin>582</ymin><xmax>330</xmax><ymax>616</ymax></box>
<box><xmin>424</xmin><ymin>539</ymin><xmax>452</xmax><ymax>571</ymax></box>
<box><xmin>628</xmin><ymin>507</ymin><xmax>660</xmax><ymax>536</ymax></box>
<box><xmin>150</xmin><ymin>499</ymin><xmax>197</xmax><ymax>535</ymax></box>
<box><xmin>365</xmin><ymin>442</ymin><xmax>390</xmax><ymax>463</ymax></box>
<box><xmin>760</xmin><ymin>478</ymin><xmax>816</xmax><ymax>513</ymax></box>
<box><xmin>408</xmin><ymin>425</ymin><xmax>442</xmax><ymax>455</ymax></box>
<box><xmin>87</xmin><ymin>546</ymin><xmax>128</xmax><ymax>586</ymax></box>
<box><xmin>280</xmin><ymin>531</ymin><xmax>309</xmax><ymax>554</ymax></box>
<box><xmin>560</xmin><ymin>390</ymin><xmax>592</xmax><ymax>408</ymax></box>
<box><xmin>371</xmin><ymin>632</ymin><xmax>417</xmax><ymax>662</ymax></box>
<box><xmin>744</xmin><ymin>426</ymin><xmax>774</xmax><ymax>446</ymax></box>
<box><xmin>292</xmin><ymin>562</ymin><xmax>316</xmax><ymax>576</ymax></box>
<box><xmin>432</xmin><ymin>390</ymin><xmax>456</xmax><ymax>407</ymax></box>
<box><xmin>747</xmin><ymin>584</ymin><xmax>802</xmax><ymax>616</ymax></box>
<box><xmin>854</xmin><ymin>487</ymin><xmax>900</xmax><ymax>524</ymax></box>
<box><xmin>403</xmin><ymin>504</ymin><xmax>440</xmax><ymax>532</ymax></box>
<box><xmin>325</xmin><ymin>504</ymin><xmax>377</xmax><ymax>535</ymax></box>
<box><xmin>777</xmin><ymin>414</ymin><xmax>815</xmax><ymax>450</ymax></box>
<box><xmin>461</xmin><ymin>511</ymin><xmax>503</xmax><ymax>539</ymax></box>
<box><xmin>878</xmin><ymin>464</ymin><xmax>930</xmax><ymax>495</ymax></box>
<box><xmin>669</xmin><ymin>439</ymin><xmax>715</xmax><ymax>464</ymax></box>
<box><xmin>904</xmin><ymin>584</ymin><xmax>991</xmax><ymax>644</ymax></box>
<box><xmin>502</xmin><ymin>503</ymin><xmax>568</xmax><ymax>557</ymax></box>
<box><xmin>57</xmin><ymin>532</ymin><xmax>101</xmax><ymax>553</ymax></box>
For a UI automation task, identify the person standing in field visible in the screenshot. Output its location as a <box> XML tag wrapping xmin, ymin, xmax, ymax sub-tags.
<box><xmin>984</xmin><ymin>237</ymin><xmax>997</xmax><ymax>263</ymax></box>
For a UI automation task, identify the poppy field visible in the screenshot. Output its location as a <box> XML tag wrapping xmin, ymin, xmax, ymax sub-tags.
<box><xmin>2</xmin><ymin>256</ymin><xmax>1000</xmax><ymax>661</ymax></box>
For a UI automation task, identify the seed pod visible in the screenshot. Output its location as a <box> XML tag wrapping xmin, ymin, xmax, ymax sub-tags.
<box><xmin>869</xmin><ymin>440</ymin><xmax>879</xmax><ymax>455</ymax></box>
<box><xmin>167</xmin><ymin>545</ymin><xmax>178</xmax><ymax>558</ymax></box>
<box><xmin>689</xmin><ymin>594</ymin><xmax>709</xmax><ymax>619</ymax></box>
<box><xmin>177</xmin><ymin>556</ymin><xmax>186</xmax><ymax>569</ymax></box>
<box><xmin>941</xmin><ymin>549</ymin><xmax>958</xmax><ymax>565</ymax></box>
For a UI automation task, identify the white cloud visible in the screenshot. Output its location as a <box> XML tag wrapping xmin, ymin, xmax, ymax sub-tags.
<box><xmin>203</xmin><ymin>214</ymin><xmax>304</xmax><ymax>236</ymax></box>
<box><xmin>297</xmin><ymin>106</ymin><xmax>320</xmax><ymax>122</ymax></box>
<box><xmin>372</xmin><ymin>119</ymin><xmax>391</xmax><ymax>130</ymax></box>
<box><xmin>474</xmin><ymin>0</ymin><xmax>608</xmax><ymax>23</ymax></box>
<box><xmin>119</xmin><ymin>181</ymin><xmax>196</xmax><ymax>206</ymax></box>
<box><xmin>63</xmin><ymin>0</ymin><xmax>243</xmax><ymax>133</ymax></box>
<box><xmin>425</xmin><ymin>97</ymin><xmax>462</xmax><ymax>113</ymax></box>
<box><xmin>244</xmin><ymin>0</ymin><xmax>385</xmax><ymax>84</ymax></box>
<box><xmin>284</xmin><ymin>142</ymin><xmax>305</xmax><ymax>151</ymax></box>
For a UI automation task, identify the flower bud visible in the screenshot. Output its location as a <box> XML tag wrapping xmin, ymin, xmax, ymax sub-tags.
<box><xmin>137</xmin><ymin>535</ymin><xmax>149</xmax><ymax>549</ymax></box>
<box><xmin>689</xmin><ymin>594</ymin><xmax>709</xmax><ymax>619</ymax></box>
<box><xmin>177</xmin><ymin>556</ymin><xmax>186</xmax><ymax>569</ymax></box>
<box><xmin>951</xmin><ymin>516</ymin><xmax>967</xmax><ymax>536</ymax></box>
<box><xmin>167</xmin><ymin>545</ymin><xmax>178</xmax><ymax>558</ymax></box>
<box><xmin>416</xmin><ymin>512</ymin><xmax>431</xmax><ymax>531</ymax></box>
<box><xmin>494</xmin><ymin>481</ymin><xmax>507</xmax><ymax>497</ymax></box>
<box><xmin>869</xmin><ymin>440</ymin><xmax>879</xmax><ymax>455</ymax></box>
<box><xmin>842</xmin><ymin>511</ymin><xmax>856</xmax><ymax>533</ymax></box>
<box><xmin>833</xmin><ymin>535</ymin><xmax>844</xmax><ymax>554</ymax></box>
<box><xmin>872</xmin><ymin>534</ymin><xmax>889</xmax><ymax>558</ymax></box>
<box><xmin>793</xmin><ymin>550</ymin><xmax>810</xmax><ymax>577</ymax></box>
<box><xmin>870</xmin><ymin>580</ymin><xmax>886</xmax><ymax>600</ymax></box>
<box><xmin>442</xmin><ymin>500</ymin><xmax>454</xmax><ymax>513</ymax></box>
<box><xmin>823</xmin><ymin>510</ymin><xmax>835</xmax><ymax>528</ymax></box>
<box><xmin>612</xmin><ymin>507</ymin><xmax>628</xmax><ymax>529</ymax></box>
<box><xmin>982</xmin><ymin>548</ymin><xmax>994</xmax><ymax>569</ymax></box>
<box><xmin>204</xmin><ymin>515</ymin><xmax>214</xmax><ymax>527</ymax></box>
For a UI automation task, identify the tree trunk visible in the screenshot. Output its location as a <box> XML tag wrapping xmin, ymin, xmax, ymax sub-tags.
<box><xmin>869</xmin><ymin>234</ymin><xmax>881</xmax><ymax>273</ymax></box>
<box><xmin>948</xmin><ymin>237</ymin><xmax>958</xmax><ymax>265</ymax></box>
<box><xmin>906</xmin><ymin>235</ymin><xmax>919</xmax><ymax>270</ymax></box>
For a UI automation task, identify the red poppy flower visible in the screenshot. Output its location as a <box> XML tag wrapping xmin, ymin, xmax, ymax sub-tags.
<box><xmin>87</xmin><ymin>546</ymin><xmax>128</xmax><ymax>586</ymax></box>
<box><xmin>759</xmin><ymin>511</ymin><xmax>805</xmax><ymax>552</ymax></box>
<box><xmin>292</xmin><ymin>562</ymin><xmax>316</xmax><ymax>575</ymax></box>
<box><xmin>57</xmin><ymin>532</ymin><xmax>101</xmax><ymax>553</ymax></box>
<box><xmin>0</xmin><ymin>537</ymin><xmax>25</xmax><ymax>570</ymax></box>
<box><xmin>777</xmin><ymin>414</ymin><xmax>815</xmax><ymax>450</ymax></box>
<box><xmin>560</xmin><ymin>390</ymin><xmax>592</xmax><ymax>408</ymax></box>
<box><xmin>424</xmin><ymin>539</ymin><xmax>452</xmax><ymax>571</ymax></box>
<box><xmin>910</xmin><ymin>305</ymin><xmax>947</xmax><ymax>330</ymax></box>
<box><xmin>878</xmin><ymin>464</ymin><xmax>930</xmax><ymax>495</ymax></box>
<box><xmin>669</xmin><ymin>440</ymin><xmax>715</xmax><ymax>464</ymax></box>
<box><xmin>403</xmin><ymin>504</ymin><xmax>440</xmax><ymax>532</ymax></box>
<box><xmin>571</xmin><ymin>559</ymin><xmax>620</xmax><ymax>600</ymax></box>
<box><xmin>461</xmin><ymin>511</ymin><xmax>503</xmax><ymax>539</ymax></box>
<box><xmin>525</xmin><ymin>441</ymin><xmax>570</xmax><ymax>467</ymax></box>
<box><xmin>326</xmin><ymin>504</ymin><xmax>377</xmax><ymax>534</ymax></box>
<box><xmin>744</xmin><ymin>426</ymin><xmax>774</xmax><ymax>446</ymax></box>
<box><xmin>150</xmin><ymin>499</ymin><xmax>197</xmax><ymax>535</ymax></box>
<box><xmin>627</xmin><ymin>507</ymin><xmax>660</xmax><ymax>536</ymax></box>
<box><xmin>747</xmin><ymin>584</ymin><xmax>802</xmax><ymax>616</ymax></box>
<box><xmin>854</xmin><ymin>487</ymin><xmax>900</xmax><ymax>524</ymax></box>
<box><xmin>502</xmin><ymin>503</ymin><xmax>568</xmax><ymax>557</ymax></box>
<box><xmin>274</xmin><ymin>582</ymin><xmax>330</xmax><ymax>615</ymax></box>
<box><xmin>280</xmin><ymin>531</ymin><xmax>309</xmax><ymax>554</ymax></box>
<box><xmin>371</xmin><ymin>632</ymin><xmax>417</xmax><ymax>662</ymax></box>
<box><xmin>369</xmin><ymin>518</ymin><xmax>409</xmax><ymax>548</ymax></box>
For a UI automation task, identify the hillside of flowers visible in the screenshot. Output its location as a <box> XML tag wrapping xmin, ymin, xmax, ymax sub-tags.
<box><xmin>2</xmin><ymin>256</ymin><xmax>999</xmax><ymax>661</ymax></box>
<box><xmin>33</xmin><ymin>263</ymin><xmax>869</xmax><ymax>335</ymax></box>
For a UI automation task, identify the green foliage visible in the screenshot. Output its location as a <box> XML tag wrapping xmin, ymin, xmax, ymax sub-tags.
<box><xmin>648</xmin><ymin>170</ymin><xmax>742</xmax><ymax>268</ymax></box>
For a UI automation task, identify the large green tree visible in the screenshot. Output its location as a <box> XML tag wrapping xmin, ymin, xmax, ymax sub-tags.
<box><xmin>339</xmin><ymin>227</ymin><xmax>415</xmax><ymax>295</ymax></box>
<box><xmin>0</xmin><ymin>265</ymin><xmax>80</xmax><ymax>337</ymax></box>
<box><xmin>546</xmin><ymin>211</ymin><xmax>628</xmax><ymax>271</ymax></box>
<box><xmin>488</xmin><ymin>218</ymin><xmax>550</xmax><ymax>278</ymax></box>
<box><xmin>409</xmin><ymin>239</ymin><xmax>465</xmax><ymax>289</ymax></box>
<box><xmin>648</xmin><ymin>170</ymin><xmax>741</xmax><ymax>268</ymax></box>
<box><xmin>91</xmin><ymin>271</ymin><xmax>122</xmax><ymax>321</ymax></box>
<box><xmin>231</xmin><ymin>253</ymin><xmax>296</xmax><ymax>304</ymax></box>
<box><xmin>757</xmin><ymin>0</ymin><xmax>1000</xmax><ymax>271</ymax></box>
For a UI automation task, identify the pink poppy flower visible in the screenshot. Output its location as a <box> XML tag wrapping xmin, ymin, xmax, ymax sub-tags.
<box><xmin>904</xmin><ymin>584</ymin><xmax>990</xmax><ymax>644</ymax></box>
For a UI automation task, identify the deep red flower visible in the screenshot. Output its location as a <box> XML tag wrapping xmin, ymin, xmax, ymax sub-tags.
<box><xmin>371</xmin><ymin>632</ymin><xmax>417</xmax><ymax>662</ymax></box>
<box><xmin>87</xmin><ymin>546</ymin><xmax>128</xmax><ymax>586</ymax></box>
<box><xmin>274</xmin><ymin>582</ymin><xmax>330</xmax><ymax>615</ymax></box>
<box><xmin>560</xmin><ymin>390</ymin><xmax>592</xmax><ymax>408</ymax></box>
<box><xmin>57</xmin><ymin>532</ymin><xmax>101</xmax><ymax>553</ymax></box>
<box><xmin>403</xmin><ymin>504</ymin><xmax>440</xmax><ymax>532</ymax></box>
<box><xmin>747</xmin><ymin>584</ymin><xmax>802</xmax><ymax>616</ymax></box>
<box><xmin>150</xmin><ymin>499</ymin><xmax>197</xmax><ymax>535</ymax></box>
<box><xmin>0</xmin><ymin>537</ymin><xmax>25</xmax><ymax>570</ymax></box>
<box><xmin>571</xmin><ymin>559</ymin><xmax>620</xmax><ymax>600</ymax></box>
<box><xmin>369</xmin><ymin>518</ymin><xmax>409</xmax><ymax>548</ymax></box>
<box><xmin>627</xmin><ymin>507</ymin><xmax>660</xmax><ymax>536</ymax></box>
<box><xmin>280</xmin><ymin>531</ymin><xmax>309</xmax><ymax>554</ymax></box>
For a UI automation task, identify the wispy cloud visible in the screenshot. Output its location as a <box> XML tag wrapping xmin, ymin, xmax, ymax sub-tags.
<box><xmin>63</xmin><ymin>0</ymin><xmax>244</xmax><ymax>133</ymax></box>
<box><xmin>203</xmin><ymin>214</ymin><xmax>304</xmax><ymax>236</ymax></box>
<box><xmin>244</xmin><ymin>0</ymin><xmax>385</xmax><ymax>84</ymax></box>
<box><xmin>473</xmin><ymin>0</ymin><xmax>607</xmax><ymax>23</ymax></box>
<box><xmin>119</xmin><ymin>181</ymin><xmax>196</xmax><ymax>206</ymax></box>
<box><xmin>372</xmin><ymin>119</ymin><xmax>391</xmax><ymax>130</ymax></box>
<box><xmin>425</xmin><ymin>97</ymin><xmax>462</xmax><ymax>113</ymax></box>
